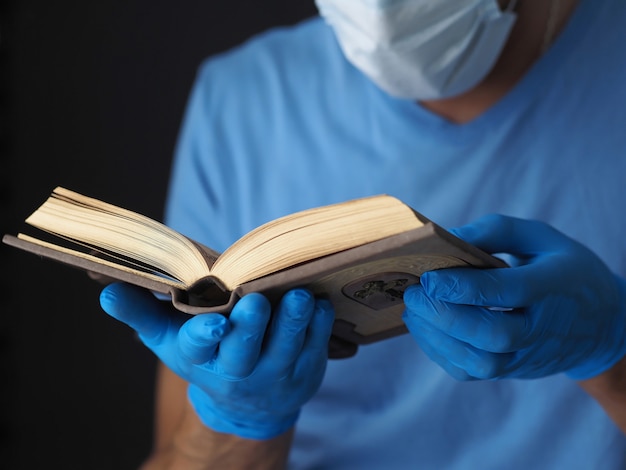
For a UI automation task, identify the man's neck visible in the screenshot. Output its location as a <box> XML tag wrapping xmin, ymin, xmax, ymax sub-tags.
<box><xmin>420</xmin><ymin>0</ymin><xmax>580</xmax><ymax>124</ymax></box>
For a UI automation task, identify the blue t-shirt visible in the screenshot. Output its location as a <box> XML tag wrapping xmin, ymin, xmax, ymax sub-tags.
<box><xmin>165</xmin><ymin>0</ymin><xmax>626</xmax><ymax>468</ymax></box>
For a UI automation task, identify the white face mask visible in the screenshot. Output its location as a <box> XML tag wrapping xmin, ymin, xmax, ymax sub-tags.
<box><xmin>315</xmin><ymin>0</ymin><xmax>518</xmax><ymax>100</ymax></box>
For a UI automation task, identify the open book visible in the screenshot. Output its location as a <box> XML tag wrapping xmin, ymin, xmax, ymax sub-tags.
<box><xmin>3</xmin><ymin>187</ymin><xmax>506</xmax><ymax>348</ymax></box>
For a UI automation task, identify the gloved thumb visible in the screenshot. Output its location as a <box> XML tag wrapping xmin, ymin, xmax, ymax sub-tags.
<box><xmin>449</xmin><ymin>213</ymin><xmax>569</xmax><ymax>255</ymax></box>
<box><xmin>178</xmin><ymin>314</ymin><xmax>231</xmax><ymax>364</ymax></box>
<box><xmin>100</xmin><ymin>282</ymin><xmax>182</xmax><ymax>343</ymax></box>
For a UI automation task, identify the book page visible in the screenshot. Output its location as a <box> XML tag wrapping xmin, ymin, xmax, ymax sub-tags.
<box><xmin>212</xmin><ymin>195</ymin><xmax>424</xmax><ymax>288</ymax></box>
<box><xmin>24</xmin><ymin>187</ymin><xmax>212</xmax><ymax>286</ymax></box>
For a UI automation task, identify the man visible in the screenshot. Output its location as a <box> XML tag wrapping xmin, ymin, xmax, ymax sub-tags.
<box><xmin>100</xmin><ymin>0</ymin><xmax>626</xmax><ymax>467</ymax></box>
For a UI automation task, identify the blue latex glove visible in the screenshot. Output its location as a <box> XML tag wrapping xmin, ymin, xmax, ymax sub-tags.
<box><xmin>403</xmin><ymin>214</ymin><xmax>626</xmax><ymax>381</ymax></box>
<box><xmin>100</xmin><ymin>283</ymin><xmax>335</xmax><ymax>439</ymax></box>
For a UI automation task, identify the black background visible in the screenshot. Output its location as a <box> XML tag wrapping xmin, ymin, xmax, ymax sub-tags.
<box><xmin>1</xmin><ymin>2</ymin><xmax>316</xmax><ymax>468</ymax></box>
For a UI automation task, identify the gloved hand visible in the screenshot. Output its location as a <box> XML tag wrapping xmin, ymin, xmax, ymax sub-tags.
<box><xmin>100</xmin><ymin>283</ymin><xmax>335</xmax><ymax>439</ymax></box>
<box><xmin>403</xmin><ymin>214</ymin><xmax>626</xmax><ymax>381</ymax></box>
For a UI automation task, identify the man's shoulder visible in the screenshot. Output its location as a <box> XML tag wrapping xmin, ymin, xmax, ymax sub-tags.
<box><xmin>196</xmin><ymin>17</ymin><xmax>341</xmax><ymax>91</ymax></box>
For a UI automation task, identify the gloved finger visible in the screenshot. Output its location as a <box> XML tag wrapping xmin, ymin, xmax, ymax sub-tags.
<box><xmin>420</xmin><ymin>261</ymin><xmax>559</xmax><ymax>309</ymax></box>
<box><xmin>178</xmin><ymin>314</ymin><xmax>231</xmax><ymax>365</ymax></box>
<box><xmin>258</xmin><ymin>289</ymin><xmax>316</xmax><ymax>377</ymax></box>
<box><xmin>293</xmin><ymin>298</ymin><xmax>335</xmax><ymax>376</ymax></box>
<box><xmin>405</xmin><ymin>315</ymin><xmax>513</xmax><ymax>380</ymax></box>
<box><xmin>100</xmin><ymin>282</ymin><xmax>185</xmax><ymax>347</ymax></box>
<box><xmin>404</xmin><ymin>284</ymin><xmax>529</xmax><ymax>352</ymax></box>
<box><xmin>411</xmin><ymin>325</ymin><xmax>477</xmax><ymax>381</ymax></box>
<box><xmin>215</xmin><ymin>293</ymin><xmax>271</xmax><ymax>379</ymax></box>
<box><xmin>302</xmin><ymin>299</ymin><xmax>335</xmax><ymax>356</ymax></box>
<box><xmin>443</xmin><ymin>214</ymin><xmax>585</xmax><ymax>306</ymax></box>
